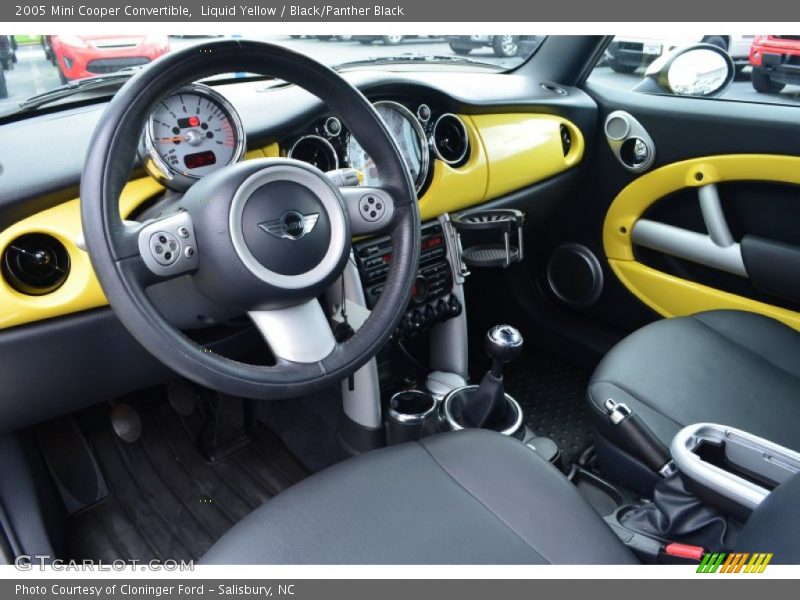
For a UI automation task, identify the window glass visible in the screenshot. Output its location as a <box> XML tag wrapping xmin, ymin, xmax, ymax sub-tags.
<box><xmin>588</xmin><ymin>35</ymin><xmax>800</xmax><ymax>106</ymax></box>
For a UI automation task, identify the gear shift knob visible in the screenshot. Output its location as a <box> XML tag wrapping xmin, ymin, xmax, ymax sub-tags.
<box><xmin>485</xmin><ymin>325</ymin><xmax>523</xmax><ymax>377</ymax></box>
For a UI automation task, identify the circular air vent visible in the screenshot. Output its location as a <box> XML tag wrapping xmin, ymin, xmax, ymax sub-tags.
<box><xmin>2</xmin><ymin>233</ymin><xmax>70</xmax><ymax>295</ymax></box>
<box><xmin>287</xmin><ymin>135</ymin><xmax>339</xmax><ymax>172</ymax></box>
<box><xmin>432</xmin><ymin>114</ymin><xmax>470</xmax><ymax>166</ymax></box>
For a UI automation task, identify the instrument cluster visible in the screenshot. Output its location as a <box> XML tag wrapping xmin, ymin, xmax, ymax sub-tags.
<box><xmin>286</xmin><ymin>99</ymin><xmax>471</xmax><ymax>197</ymax></box>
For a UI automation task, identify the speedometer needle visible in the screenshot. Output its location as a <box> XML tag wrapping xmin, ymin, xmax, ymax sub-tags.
<box><xmin>157</xmin><ymin>135</ymin><xmax>189</xmax><ymax>143</ymax></box>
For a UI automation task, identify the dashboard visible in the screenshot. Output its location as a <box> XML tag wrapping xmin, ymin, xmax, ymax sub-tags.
<box><xmin>0</xmin><ymin>70</ymin><xmax>592</xmax><ymax>334</ymax></box>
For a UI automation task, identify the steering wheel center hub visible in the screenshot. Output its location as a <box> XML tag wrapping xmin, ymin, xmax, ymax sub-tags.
<box><xmin>184</xmin><ymin>158</ymin><xmax>351</xmax><ymax>310</ymax></box>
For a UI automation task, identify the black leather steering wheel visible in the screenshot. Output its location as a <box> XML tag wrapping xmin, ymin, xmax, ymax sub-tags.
<box><xmin>81</xmin><ymin>40</ymin><xmax>420</xmax><ymax>399</ymax></box>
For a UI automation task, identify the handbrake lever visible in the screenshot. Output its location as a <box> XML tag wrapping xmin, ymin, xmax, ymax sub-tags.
<box><xmin>604</xmin><ymin>399</ymin><xmax>676</xmax><ymax>478</ymax></box>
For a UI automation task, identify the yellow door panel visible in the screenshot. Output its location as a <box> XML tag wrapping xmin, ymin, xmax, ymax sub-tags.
<box><xmin>604</xmin><ymin>154</ymin><xmax>800</xmax><ymax>331</ymax></box>
<box><xmin>610</xmin><ymin>260</ymin><xmax>800</xmax><ymax>331</ymax></box>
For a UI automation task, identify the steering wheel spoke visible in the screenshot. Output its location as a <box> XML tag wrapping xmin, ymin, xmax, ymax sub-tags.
<box><xmin>131</xmin><ymin>210</ymin><xmax>200</xmax><ymax>285</ymax></box>
<box><xmin>341</xmin><ymin>186</ymin><xmax>396</xmax><ymax>236</ymax></box>
<box><xmin>249</xmin><ymin>299</ymin><xmax>337</xmax><ymax>364</ymax></box>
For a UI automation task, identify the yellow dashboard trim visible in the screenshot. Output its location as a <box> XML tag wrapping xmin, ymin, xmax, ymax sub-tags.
<box><xmin>472</xmin><ymin>114</ymin><xmax>584</xmax><ymax>200</ymax></box>
<box><xmin>0</xmin><ymin>177</ymin><xmax>164</xmax><ymax>331</ymax></box>
<box><xmin>417</xmin><ymin>115</ymin><xmax>489</xmax><ymax>222</ymax></box>
<box><xmin>604</xmin><ymin>154</ymin><xmax>800</xmax><ymax>331</ymax></box>
<box><xmin>1</xmin><ymin>116</ymin><xmax>582</xmax><ymax>332</ymax></box>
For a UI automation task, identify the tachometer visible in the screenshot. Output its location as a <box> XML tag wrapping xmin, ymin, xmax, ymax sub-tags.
<box><xmin>346</xmin><ymin>100</ymin><xmax>429</xmax><ymax>193</ymax></box>
<box><xmin>141</xmin><ymin>83</ymin><xmax>246</xmax><ymax>191</ymax></box>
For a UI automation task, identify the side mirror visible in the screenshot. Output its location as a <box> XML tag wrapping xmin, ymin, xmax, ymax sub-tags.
<box><xmin>634</xmin><ymin>43</ymin><xmax>735</xmax><ymax>98</ymax></box>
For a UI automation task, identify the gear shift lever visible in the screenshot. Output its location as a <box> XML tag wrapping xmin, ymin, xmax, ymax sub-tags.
<box><xmin>460</xmin><ymin>325</ymin><xmax>524</xmax><ymax>428</ymax></box>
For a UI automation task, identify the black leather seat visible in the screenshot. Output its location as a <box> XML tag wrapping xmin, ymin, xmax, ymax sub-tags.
<box><xmin>202</xmin><ymin>429</ymin><xmax>637</xmax><ymax>564</ymax></box>
<box><xmin>588</xmin><ymin>309</ymin><xmax>800</xmax><ymax>492</ymax></box>
<box><xmin>201</xmin><ymin>428</ymin><xmax>800</xmax><ymax>564</ymax></box>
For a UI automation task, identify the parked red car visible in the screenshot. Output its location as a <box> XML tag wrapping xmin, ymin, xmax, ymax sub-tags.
<box><xmin>51</xmin><ymin>34</ymin><xmax>170</xmax><ymax>83</ymax></box>
<box><xmin>750</xmin><ymin>35</ymin><xmax>800</xmax><ymax>93</ymax></box>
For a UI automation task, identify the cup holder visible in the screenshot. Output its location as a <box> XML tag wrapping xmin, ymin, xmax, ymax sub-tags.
<box><xmin>385</xmin><ymin>390</ymin><xmax>438</xmax><ymax>445</ymax></box>
<box><xmin>452</xmin><ymin>209</ymin><xmax>525</xmax><ymax>269</ymax></box>
<box><xmin>440</xmin><ymin>385</ymin><xmax>525</xmax><ymax>439</ymax></box>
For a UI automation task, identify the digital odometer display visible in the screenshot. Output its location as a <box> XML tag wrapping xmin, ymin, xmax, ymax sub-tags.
<box><xmin>146</xmin><ymin>85</ymin><xmax>243</xmax><ymax>182</ymax></box>
<box><xmin>184</xmin><ymin>150</ymin><xmax>217</xmax><ymax>170</ymax></box>
<box><xmin>347</xmin><ymin>101</ymin><xmax>427</xmax><ymax>191</ymax></box>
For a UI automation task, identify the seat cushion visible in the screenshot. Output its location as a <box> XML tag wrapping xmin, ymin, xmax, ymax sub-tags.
<box><xmin>201</xmin><ymin>429</ymin><xmax>635</xmax><ymax>564</ymax></box>
<box><xmin>589</xmin><ymin>310</ymin><xmax>800</xmax><ymax>460</ymax></box>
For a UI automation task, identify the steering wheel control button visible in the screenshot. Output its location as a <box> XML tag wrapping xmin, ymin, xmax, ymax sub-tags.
<box><xmin>360</xmin><ymin>194</ymin><xmax>386</xmax><ymax>222</ymax></box>
<box><xmin>150</xmin><ymin>232</ymin><xmax>180</xmax><ymax>266</ymax></box>
<box><xmin>138</xmin><ymin>211</ymin><xmax>199</xmax><ymax>278</ymax></box>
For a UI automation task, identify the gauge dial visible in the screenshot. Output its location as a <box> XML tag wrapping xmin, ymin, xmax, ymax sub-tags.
<box><xmin>142</xmin><ymin>83</ymin><xmax>246</xmax><ymax>191</ymax></box>
<box><xmin>346</xmin><ymin>101</ymin><xmax>429</xmax><ymax>192</ymax></box>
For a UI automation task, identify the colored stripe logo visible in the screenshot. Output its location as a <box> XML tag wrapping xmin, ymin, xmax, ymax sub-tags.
<box><xmin>697</xmin><ymin>552</ymin><xmax>773</xmax><ymax>573</ymax></box>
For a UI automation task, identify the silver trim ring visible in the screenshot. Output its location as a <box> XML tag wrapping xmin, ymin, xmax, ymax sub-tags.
<box><xmin>142</xmin><ymin>82</ymin><xmax>247</xmax><ymax>192</ymax></box>
<box><xmin>388</xmin><ymin>390</ymin><xmax>437</xmax><ymax>424</ymax></box>
<box><xmin>229</xmin><ymin>163</ymin><xmax>347</xmax><ymax>290</ymax></box>
<box><xmin>323</xmin><ymin>116</ymin><xmax>342</xmax><ymax>138</ymax></box>
<box><xmin>432</xmin><ymin>113</ymin><xmax>470</xmax><ymax>166</ymax></box>
<box><xmin>347</xmin><ymin>100</ymin><xmax>430</xmax><ymax>194</ymax></box>
<box><xmin>287</xmin><ymin>134</ymin><xmax>340</xmax><ymax>171</ymax></box>
<box><xmin>416</xmin><ymin>103</ymin><xmax>432</xmax><ymax>123</ymax></box>
<box><xmin>441</xmin><ymin>385</ymin><xmax>524</xmax><ymax>437</ymax></box>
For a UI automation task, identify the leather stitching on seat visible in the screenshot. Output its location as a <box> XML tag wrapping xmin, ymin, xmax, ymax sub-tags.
<box><xmin>690</xmin><ymin>315</ymin><xmax>800</xmax><ymax>382</ymax></box>
<box><xmin>416</xmin><ymin>441</ymin><xmax>551</xmax><ymax>564</ymax></box>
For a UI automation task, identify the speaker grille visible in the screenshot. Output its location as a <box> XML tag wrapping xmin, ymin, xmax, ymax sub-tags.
<box><xmin>2</xmin><ymin>233</ymin><xmax>70</xmax><ymax>295</ymax></box>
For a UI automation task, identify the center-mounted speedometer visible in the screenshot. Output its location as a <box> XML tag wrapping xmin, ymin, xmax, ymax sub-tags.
<box><xmin>347</xmin><ymin>100</ymin><xmax>429</xmax><ymax>193</ymax></box>
<box><xmin>141</xmin><ymin>83</ymin><xmax>246</xmax><ymax>191</ymax></box>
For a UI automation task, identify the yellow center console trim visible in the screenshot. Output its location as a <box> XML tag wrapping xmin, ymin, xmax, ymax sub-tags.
<box><xmin>604</xmin><ymin>154</ymin><xmax>800</xmax><ymax>330</ymax></box>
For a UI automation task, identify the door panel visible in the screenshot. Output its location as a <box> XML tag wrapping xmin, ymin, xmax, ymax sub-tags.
<box><xmin>604</xmin><ymin>154</ymin><xmax>800</xmax><ymax>330</ymax></box>
<box><xmin>535</xmin><ymin>83</ymin><xmax>800</xmax><ymax>336</ymax></box>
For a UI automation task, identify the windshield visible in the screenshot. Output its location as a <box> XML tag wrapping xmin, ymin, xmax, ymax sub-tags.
<box><xmin>0</xmin><ymin>34</ymin><xmax>542</xmax><ymax>118</ymax></box>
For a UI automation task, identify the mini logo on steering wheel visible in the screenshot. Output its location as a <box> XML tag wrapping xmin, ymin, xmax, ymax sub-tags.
<box><xmin>259</xmin><ymin>211</ymin><xmax>320</xmax><ymax>240</ymax></box>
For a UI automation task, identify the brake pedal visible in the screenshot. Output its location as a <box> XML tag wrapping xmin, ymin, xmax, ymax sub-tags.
<box><xmin>111</xmin><ymin>403</ymin><xmax>142</xmax><ymax>443</ymax></box>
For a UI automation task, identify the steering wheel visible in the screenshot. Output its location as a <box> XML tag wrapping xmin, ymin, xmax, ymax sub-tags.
<box><xmin>81</xmin><ymin>40</ymin><xmax>420</xmax><ymax>399</ymax></box>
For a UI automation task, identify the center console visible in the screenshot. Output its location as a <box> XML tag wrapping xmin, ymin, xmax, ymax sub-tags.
<box><xmin>353</xmin><ymin>221</ymin><xmax>462</xmax><ymax>340</ymax></box>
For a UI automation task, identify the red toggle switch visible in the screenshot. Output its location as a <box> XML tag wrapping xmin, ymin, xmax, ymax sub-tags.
<box><xmin>665</xmin><ymin>543</ymin><xmax>705</xmax><ymax>561</ymax></box>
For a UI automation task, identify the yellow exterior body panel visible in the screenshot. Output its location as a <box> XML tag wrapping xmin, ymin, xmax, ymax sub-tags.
<box><xmin>604</xmin><ymin>154</ymin><xmax>800</xmax><ymax>331</ymax></box>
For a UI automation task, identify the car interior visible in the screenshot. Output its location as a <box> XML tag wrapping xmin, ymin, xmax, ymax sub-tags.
<box><xmin>1</xmin><ymin>35</ymin><xmax>799</xmax><ymax>566</ymax></box>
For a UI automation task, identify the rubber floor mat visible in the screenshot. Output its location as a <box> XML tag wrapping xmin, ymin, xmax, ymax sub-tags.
<box><xmin>504</xmin><ymin>353</ymin><xmax>593</xmax><ymax>466</ymax></box>
<box><xmin>67</xmin><ymin>402</ymin><xmax>307</xmax><ymax>563</ymax></box>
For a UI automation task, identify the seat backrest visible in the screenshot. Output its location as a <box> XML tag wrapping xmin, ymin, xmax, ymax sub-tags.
<box><xmin>736</xmin><ymin>471</ymin><xmax>800</xmax><ymax>563</ymax></box>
